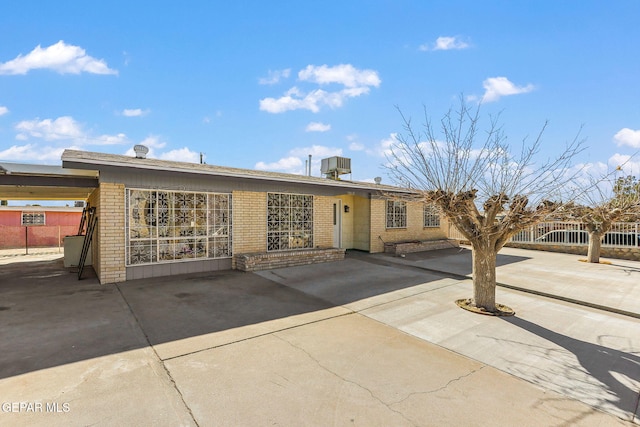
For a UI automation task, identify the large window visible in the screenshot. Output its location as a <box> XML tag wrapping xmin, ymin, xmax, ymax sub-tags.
<box><xmin>126</xmin><ymin>189</ymin><xmax>232</xmax><ymax>266</ymax></box>
<box><xmin>423</xmin><ymin>204</ymin><xmax>441</xmax><ymax>228</ymax></box>
<box><xmin>386</xmin><ymin>200</ymin><xmax>406</xmax><ymax>229</ymax></box>
<box><xmin>267</xmin><ymin>193</ymin><xmax>313</xmax><ymax>251</ymax></box>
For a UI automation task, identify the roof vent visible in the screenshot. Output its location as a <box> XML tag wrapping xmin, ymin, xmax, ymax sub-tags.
<box><xmin>133</xmin><ymin>144</ymin><xmax>149</xmax><ymax>159</ymax></box>
<box><xmin>374</xmin><ymin>177</ymin><xmax>382</xmax><ymax>184</ymax></box>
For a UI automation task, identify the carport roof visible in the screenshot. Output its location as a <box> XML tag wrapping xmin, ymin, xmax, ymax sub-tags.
<box><xmin>62</xmin><ymin>149</ymin><xmax>413</xmax><ymax>194</ymax></box>
<box><xmin>0</xmin><ymin>162</ymin><xmax>98</xmax><ymax>200</ymax></box>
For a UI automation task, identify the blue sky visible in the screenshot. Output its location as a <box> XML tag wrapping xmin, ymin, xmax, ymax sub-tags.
<box><xmin>1</xmin><ymin>0</ymin><xmax>639</xmax><ymax>194</ymax></box>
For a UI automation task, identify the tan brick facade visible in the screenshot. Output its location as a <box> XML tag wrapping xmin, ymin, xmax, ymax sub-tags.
<box><xmin>96</xmin><ymin>183</ymin><xmax>126</xmax><ymax>283</ymax></box>
<box><xmin>86</xmin><ymin>183</ymin><xmax>451</xmax><ymax>282</ymax></box>
<box><xmin>313</xmin><ymin>195</ymin><xmax>334</xmax><ymax>248</ymax></box>
<box><xmin>232</xmin><ymin>191</ymin><xmax>267</xmax><ymax>257</ymax></box>
<box><xmin>369</xmin><ymin>199</ymin><xmax>447</xmax><ymax>253</ymax></box>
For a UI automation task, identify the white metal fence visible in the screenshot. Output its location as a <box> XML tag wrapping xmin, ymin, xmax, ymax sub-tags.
<box><xmin>448</xmin><ymin>221</ymin><xmax>640</xmax><ymax>248</ymax></box>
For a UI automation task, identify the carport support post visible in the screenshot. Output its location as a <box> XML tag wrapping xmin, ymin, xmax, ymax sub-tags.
<box><xmin>24</xmin><ymin>226</ymin><xmax>29</xmax><ymax>255</ymax></box>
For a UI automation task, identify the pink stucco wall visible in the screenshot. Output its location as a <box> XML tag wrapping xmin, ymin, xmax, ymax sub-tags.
<box><xmin>0</xmin><ymin>209</ymin><xmax>83</xmax><ymax>249</ymax></box>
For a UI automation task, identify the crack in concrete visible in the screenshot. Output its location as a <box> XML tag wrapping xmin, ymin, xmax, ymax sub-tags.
<box><xmin>389</xmin><ymin>365</ymin><xmax>485</xmax><ymax>406</ymax></box>
<box><xmin>273</xmin><ymin>334</ymin><xmax>419</xmax><ymax>427</ymax></box>
<box><xmin>115</xmin><ymin>283</ymin><xmax>200</xmax><ymax>427</ymax></box>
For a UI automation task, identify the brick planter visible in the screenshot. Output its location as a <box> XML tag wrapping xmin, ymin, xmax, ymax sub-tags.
<box><xmin>384</xmin><ymin>239</ymin><xmax>459</xmax><ymax>255</ymax></box>
<box><xmin>235</xmin><ymin>248</ymin><xmax>346</xmax><ymax>272</ymax></box>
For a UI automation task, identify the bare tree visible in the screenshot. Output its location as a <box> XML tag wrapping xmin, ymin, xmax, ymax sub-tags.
<box><xmin>386</xmin><ymin>99</ymin><xmax>585</xmax><ymax>314</ymax></box>
<box><xmin>568</xmin><ymin>175</ymin><xmax>640</xmax><ymax>263</ymax></box>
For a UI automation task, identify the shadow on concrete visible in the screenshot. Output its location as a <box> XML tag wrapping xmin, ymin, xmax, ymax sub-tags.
<box><xmin>394</xmin><ymin>247</ymin><xmax>531</xmax><ymax>277</ymax></box>
<box><xmin>0</xmin><ymin>253</ymin><xmax>464</xmax><ymax>379</ymax></box>
<box><xmin>115</xmin><ymin>270</ymin><xmax>338</xmax><ymax>350</ymax></box>
<box><xmin>503</xmin><ymin>316</ymin><xmax>640</xmax><ymax>421</ymax></box>
<box><xmin>0</xmin><ymin>258</ymin><xmax>145</xmax><ymax>380</ymax></box>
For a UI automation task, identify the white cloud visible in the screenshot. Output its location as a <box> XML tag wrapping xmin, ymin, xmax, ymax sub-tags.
<box><xmin>259</xmin><ymin>68</ymin><xmax>291</xmax><ymax>85</ymax></box>
<box><xmin>122</xmin><ymin>108</ymin><xmax>149</xmax><ymax>117</ymax></box>
<box><xmin>481</xmin><ymin>77</ymin><xmax>535</xmax><ymax>103</ymax></box>
<box><xmin>0</xmin><ymin>40</ymin><xmax>117</xmax><ymax>75</ymax></box>
<box><xmin>138</xmin><ymin>135</ymin><xmax>166</xmax><ymax>149</ymax></box>
<box><xmin>290</xmin><ymin>145</ymin><xmax>342</xmax><ymax>158</ymax></box>
<box><xmin>420</xmin><ymin>36</ymin><xmax>470</xmax><ymax>51</ymax></box>
<box><xmin>260</xmin><ymin>87</ymin><xmax>367</xmax><ymax>113</ymax></box>
<box><xmin>613</xmin><ymin>128</ymin><xmax>640</xmax><ymax>148</ymax></box>
<box><xmin>305</xmin><ymin>122</ymin><xmax>331</xmax><ymax>132</ymax></box>
<box><xmin>0</xmin><ymin>106</ymin><xmax>8</xmax><ymax>116</ymax></box>
<box><xmin>298</xmin><ymin>64</ymin><xmax>381</xmax><ymax>88</ymax></box>
<box><xmin>346</xmin><ymin>134</ymin><xmax>364</xmax><ymax>151</ymax></box>
<box><xmin>260</xmin><ymin>64</ymin><xmax>380</xmax><ymax>114</ymax></box>
<box><xmin>367</xmin><ymin>133</ymin><xmax>399</xmax><ymax>157</ymax></box>
<box><xmin>158</xmin><ymin>147</ymin><xmax>200</xmax><ymax>163</ymax></box>
<box><xmin>0</xmin><ymin>143</ymin><xmax>77</xmax><ymax>164</ymax></box>
<box><xmin>609</xmin><ymin>153</ymin><xmax>640</xmax><ymax>176</ymax></box>
<box><xmin>16</xmin><ymin>116</ymin><xmax>84</xmax><ymax>141</ymax></box>
<box><xmin>256</xmin><ymin>145</ymin><xmax>343</xmax><ymax>175</ymax></box>
<box><xmin>123</xmin><ymin>138</ymin><xmax>197</xmax><ymax>163</ymax></box>
<box><xmin>14</xmin><ymin>116</ymin><xmax>128</xmax><ymax>147</ymax></box>
<box><xmin>123</xmin><ymin>135</ymin><xmax>167</xmax><ymax>158</ymax></box>
<box><xmin>349</xmin><ymin>142</ymin><xmax>364</xmax><ymax>151</ymax></box>
<box><xmin>255</xmin><ymin>156</ymin><xmax>303</xmax><ymax>173</ymax></box>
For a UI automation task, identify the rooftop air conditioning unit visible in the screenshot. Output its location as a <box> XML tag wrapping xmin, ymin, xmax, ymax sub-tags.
<box><xmin>321</xmin><ymin>156</ymin><xmax>351</xmax><ymax>180</ymax></box>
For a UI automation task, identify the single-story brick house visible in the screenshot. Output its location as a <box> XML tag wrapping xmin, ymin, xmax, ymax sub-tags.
<box><xmin>60</xmin><ymin>148</ymin><xmax>449</xmax><ymax>284</ymax></box>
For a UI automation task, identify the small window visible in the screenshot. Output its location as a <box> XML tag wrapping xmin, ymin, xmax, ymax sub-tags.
<box><xmin>423</xmin><ymin>205</ymin><xmax>440</xmax><ymax>228</ymax></box>
<box><xmin>22</xmin><ymin>212</ymin><xmax>45</xmax><ymax>226</ymax></box>
<box><xmin>386</xmin><ymin>200</ymin><xmax>406</xmax><ymax>229</ymax></box>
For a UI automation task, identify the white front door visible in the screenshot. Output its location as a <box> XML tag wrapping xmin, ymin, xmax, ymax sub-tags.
<box><xmin>332</xmin><ymin>200</ymin><xmax>342</xmax><ymax>248</ymax></box>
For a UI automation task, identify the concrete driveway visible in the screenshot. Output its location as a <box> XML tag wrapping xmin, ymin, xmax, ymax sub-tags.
<box><xmin>0</xmin><ymin>249</ymin><xmax>638</xmax><ymax>426</ymax></box>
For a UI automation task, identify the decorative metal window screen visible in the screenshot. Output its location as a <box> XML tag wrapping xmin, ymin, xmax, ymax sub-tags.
<box><xmin>21</xmin><ymin>212</ymin><xmax>46</xmax><ymax>225</ymax></box>
<box><xmin>126</xmin><ymin>189</ymin><xmax>232</xmax><ymax>266</ymax></box>
<box><xmin>386</xmin><ymin>200</ymin><xmax>406</xmax><ymax>228</ymax></box>
<box><xmin>423</xmin><ymin>205</ymin><xmax>441</xmax><ymax>228</ymax></box>
<box><xmin>267</xmin><ymin>193</ymin><xmax>313</xmax><ymax>251</ymax></box>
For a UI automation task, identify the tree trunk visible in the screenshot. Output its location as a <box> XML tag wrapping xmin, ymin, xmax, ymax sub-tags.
<box><xmin>471</xmin><ymin>243</ymin><xmax>497</xmax><ymax>311</ymax></box>
<box><xmin>586</xmin><ymin>231</ymin><xmax>602</xmax><ymax>263</ymax></box>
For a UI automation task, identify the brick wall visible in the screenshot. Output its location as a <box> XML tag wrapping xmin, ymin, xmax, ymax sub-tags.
<box><xmin>87</xmin><ymin>188</ymin><xmax>100</xmax><ymax>278</ymax></box>
<box><xmin>370</xmin><ymin>199</ymin><xmax>448</xmax><ymax>253</ymax></box>
<box><xmin>314</xmin><ymin>195</ymin><xmax>333</xmax><ymax>248</ymax></box>
<box><xmin>96</xmin><ymin>183</ymin><xmax>126</xmax><ymax>284</ymax></box>
<box><xmin>384</xmin><ymin>239</ymin><xmax>459</xmax><ymax>255</ymax></box>
<box><xmin>232</xmin><ymin>191</ymin><xmax>267</xmax><ymax>268</ymax></box>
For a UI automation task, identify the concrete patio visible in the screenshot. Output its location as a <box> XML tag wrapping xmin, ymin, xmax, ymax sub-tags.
<box><xmin>0</xmin><ymin>247</ymin><xmax>638</xmax><ymax>426</ymax></box>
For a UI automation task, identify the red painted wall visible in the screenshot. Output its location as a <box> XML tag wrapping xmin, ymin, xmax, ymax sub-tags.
<box><xmin>0</xmin><ymin>209</ymin><xmax>83</xmax><ymax>249</ymax></box>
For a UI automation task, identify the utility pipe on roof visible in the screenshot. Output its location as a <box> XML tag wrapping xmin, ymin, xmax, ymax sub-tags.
<box><xmin>308</xmin><ymin>154</ymin><xmax>312</xmax><ymax>176</ymax></box>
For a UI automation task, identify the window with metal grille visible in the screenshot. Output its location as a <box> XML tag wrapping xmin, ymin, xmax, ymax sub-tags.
<box><xmin>267</xmin><ymin>193</ymin><xmax>313</xmax><ymax>251</ymax></box>
<box><xmin>423</xmin><ymin>205</ymin><xmax>441</xmax><ymax>228</ymax></box>
<box><xmin>386</xmin><ymin>200</ymin><xmax>406</xmax><ymax>228</ymax></box>
<box><xmin>21</xmin><ymin>212</ymin><xmax>45</xmax><ymax>225</ymax></box>
<box><xmin>125</xmin><ymin>189</ymin><xmax>232</xmax><ymax>266</ymax></box>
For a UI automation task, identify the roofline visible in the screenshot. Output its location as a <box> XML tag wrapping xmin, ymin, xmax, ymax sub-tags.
<box><xmin>61</xmin><ymin>149</ymin><xmax>412</xmax><ymax>193</ymax></box>
<box><xmin>0</xmin><ymin>161</ymin><xmax>98</xmax><ymax>178</ymax></box>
